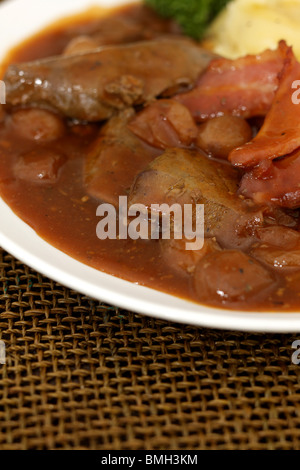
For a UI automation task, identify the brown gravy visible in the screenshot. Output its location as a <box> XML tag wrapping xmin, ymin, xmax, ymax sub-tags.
<box><xmin>0</xmin><ymin>3</ymin><xmax>298</xmax><ymax>312</ymax></box>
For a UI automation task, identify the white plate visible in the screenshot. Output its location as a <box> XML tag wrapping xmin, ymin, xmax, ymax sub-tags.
<box><xmin>0</xmin><ymin>0</ymin><xmax>300</xmax><ymax>333</ymax></box>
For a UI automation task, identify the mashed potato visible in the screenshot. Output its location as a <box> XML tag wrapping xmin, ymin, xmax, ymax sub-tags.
<box><xmin>205</xmin><ymin>0</ymin><xmax>300</xmax><ymax>59</ymax></box>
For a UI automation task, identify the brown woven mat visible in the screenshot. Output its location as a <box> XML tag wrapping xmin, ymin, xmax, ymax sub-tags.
<box><xmin>0</xmin><ymin>247</ymin><xmax>300</xmax><ymax>451</ymax></box>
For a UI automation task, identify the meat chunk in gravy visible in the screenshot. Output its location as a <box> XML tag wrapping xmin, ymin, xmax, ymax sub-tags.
<box><xmin>160</xmin><ymin>237</ymin><xmax>221</xmax><ymax>275</ymax></box>
<box><xmin>5</xmin><ymin>39</ymin><xmax>215</xmax><ymax>121</ymax></box>
<box><xmin>10</xmin><ymin>108</ymin><xmax>65</xmax><ymax>142</ymax></box>
<box><xmin>250</xmin><ymin>226</ymin><xmax>300</xmax><ymax>270</ymax></box>
<box><xmin>194</xmin><ymin>250</ymin><xmax>277</xmax><ymax>303</ymax></box>
<box><xmin>63</xmin><ymin>5</ymin><xmax>180</xmax><ymax>55</ymax></box>
<box><xmin>13</xmin><ymin>149</ymin><xmax>66</xmax><ymax>184</ymax></box>
<box><xmin>128</xmin><ymin>99</ymin><xmax>198</xmax><ymax>150</ymax></box>
<box><xmin>84</xmin><ymin>109</ymin><xmax>160</xmax><ymax>207</ymax></box>
<box><xmin>128</xmin><ymin>148</ymin><xmax>263</xmax><ymax>250</ymax></box>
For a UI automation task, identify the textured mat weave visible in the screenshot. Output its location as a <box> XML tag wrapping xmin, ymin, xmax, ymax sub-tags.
<box><xmin>0</xmin><ymin>249</ymin><xmax>300</xmax><ymax>450</ymax></box>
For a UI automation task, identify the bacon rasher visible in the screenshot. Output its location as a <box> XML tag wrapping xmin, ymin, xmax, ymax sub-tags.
<box><xmin>175</xmin><ymin>41</ymin><xmax>288</xmax><ymax>122</ymax></box>
<box><xmin>239</xmin><ymin>150</ymin><xmax>300</xmax><ymax>209</ymax></box>
<box><xmin>230</xmin><ymin>46</ymin><xmax>300</xmax><ymax>168</ymax></box>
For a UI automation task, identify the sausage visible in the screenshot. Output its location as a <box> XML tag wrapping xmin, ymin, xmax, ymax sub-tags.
<box><xmin>11</xmin><ymin>108</ymin><xmax>65</xmax><ymax>142</ymax></box>
<box><xmin>196</xmin><ymin>115</ymin><xmax>252</xmax><ymax>159</ymax></box>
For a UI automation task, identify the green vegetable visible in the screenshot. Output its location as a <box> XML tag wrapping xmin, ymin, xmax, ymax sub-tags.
<box><xmin>145</xmin><ymin>0</ymin><xmax>231</xmax><ymax>40</ymax></box>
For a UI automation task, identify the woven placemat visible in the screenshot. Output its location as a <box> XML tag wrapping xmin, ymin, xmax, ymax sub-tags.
<box><xmin>0</xmin><ymin>248</ymin><xmax>300</xmax><ymax>450</ymax></box>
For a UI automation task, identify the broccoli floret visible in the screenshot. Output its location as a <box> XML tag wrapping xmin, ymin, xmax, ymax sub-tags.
<box><xmin>145</xmin><ymin>0</ymin><xmax>231</xmax><ymax>40</ymax></box>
